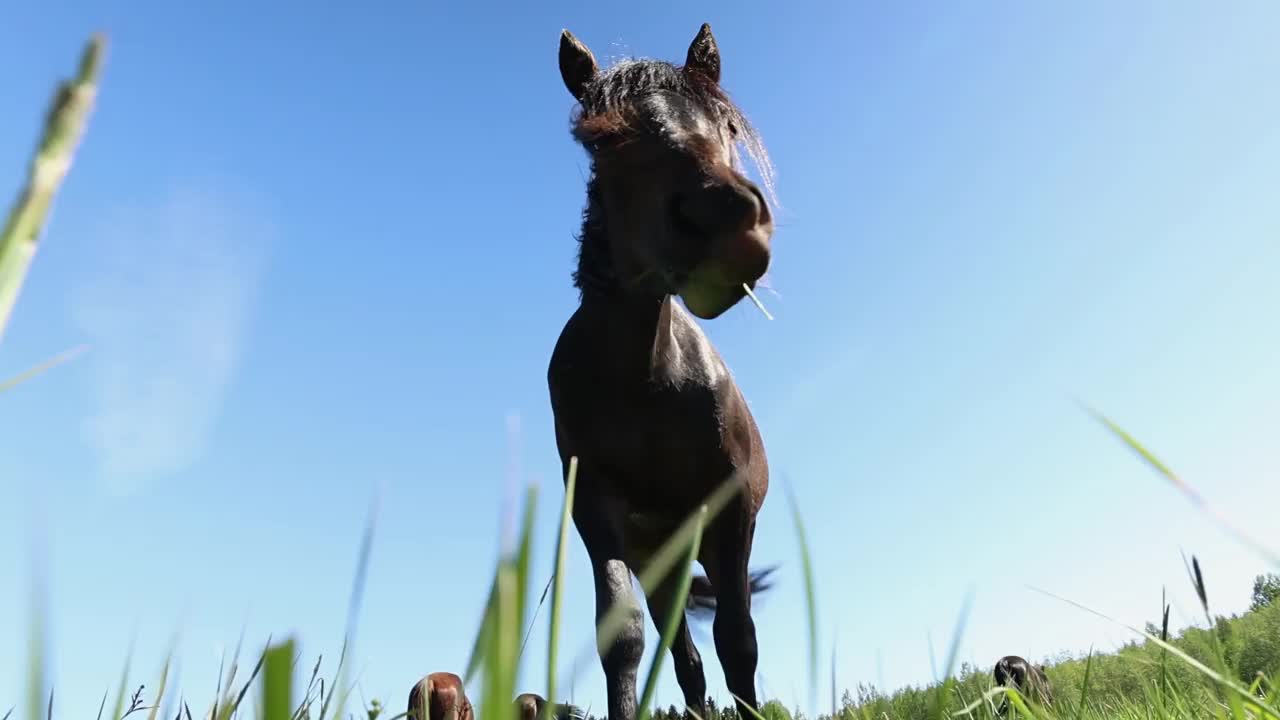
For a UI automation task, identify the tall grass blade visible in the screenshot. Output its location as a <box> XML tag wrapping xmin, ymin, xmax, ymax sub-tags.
<box><xmin>476</xmin><ymin>485</ymin><xmax>537</xmax><ymax>720</ymax></box>
<box><xmin>513</xmin><ymin>484</ymin><xmax>540</xmax><ymax>684</ymax></box>
<box><xmin>1083</xmin><ymin>405</ymin><xmax>1280</xmax><ymax>567</ymax></box>
<box><xmin>953</xmin><ymin>686</ymin><xmax>1011</xmax><ymax>718</ymax></box>
<box><xmin>107</xmin><ymin>644</ymin><xmax>135</xmax><ymax>720</ymax></box>
<box><xmin>1029</xmin><ymin>585</ymin><xmax>1267</xmax><ymax>710</ymax></box>
<box><xmin>1073</xmin><ymin>647</ymin><xmax>1094</xmax><ymax>720</ymax></box>
<box><xmin>519</xmin><ymin>574</ymin><xmax>554</xmax><ymax>662</ymax></box>
<box><xmin>636</xmin><ymin>505</ymin><xmax>707</xmax><ymax>720</ymax></box>
<box><xmin>0</xmin><ymin>344</ymin><xmax>88</xmax><ymax>394</ymax></box>
<box><xmin>728</xmin><ymin>693</ymin><xmax>765</xmax><ymax>720</ymax></box>
<box><xmin>830</xmin><ymin>643</ymin><xmax>838</xmax><ymax>720</ymax></box>
<box><xmin>1159</xmin><ymin>586</ymin><xmax>1171</xmax><ymax>714</ymax></box>
<box><xmin>785</xmin><ymin>483</ymin><xmax>819</xmax><ymax>705</ymax></box>
<box><xmin>263</xmin><ymin>639</ymin><xmax>296</xmax><ymax>720</ymax></box>
<box><xmin>482</xmin><ymin>560</ymin><xmax>519</xmax><ymax>720</ymax></box>
<box><xmin>220</xmin><ymin>639</ymin><xmax>269</xmax><ymax>720</ymax></box>
<box><xmin>323</xmin><ymin>491</ymin><xmax>380</xmax><ymax>720</ymax></box>
<box><xmin>925</xmin><ymin>592</ymin><xmax>970</xmax><ymax>720</ymax></box>
<box><xmin>25</xmin><ymin>499</ymin><xmax>50</xmax><ymax>720</ymax></box>
<box><xmin>1000</xmin><ymin>691</ymin><xmax>1045</xmax><ymax>720</ymax></box>
<box><xmin>0</xmin><ymin>34</ymin><xmax>105</xmax><ymax>344</ymax></box>
<box><xmin>145</xmin><ymin>638</ymin><xmax>178</xmax><ymax>720</ymax></box>
<box><xmin>216</xmin><ymin>623</ymin><xmax>249</xmax><ymax>719</ymax></box>
<box><xmin>463</xmin><ymin>578</ymin><xmax>498</xmax><ymax>685</ymax></box>
<box><xmin>544</xmin><ymin>456</ymin><xmax>579</xmax><ymax>720</ymax></box>
<box><xmin>1187</xmin><ymin>555</ymin><xmax>1246</xmax><ymax>719</ymax></box>
<box><xmin>291</xmin><ymin>655</ymin><xmax>324</xmax><ymax>720</ymax></box>
<box><xmin>5</xmin><ymin>37</ymin><xmax>105</xmax><ymax>707</ymax></box>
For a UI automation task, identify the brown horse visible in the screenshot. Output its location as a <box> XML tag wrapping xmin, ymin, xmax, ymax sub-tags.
<box><xmin>548</xmin><ymin>23</ymin><xmax>778</xmax><ymax>720</ymax></box>
<box><xmin>993</xmin><ymin>655</ymin><xmax>1053</xmax><ymax>715</ymax></box>
<box><xmin>512</xmin><ymin>693</ymin><xmax>582</xmax><ymax>720</ymax></box>
<box><xmin>407</xmin><ymin>672</ymin><xmax>474</xmax><ymax>720</ymax></box>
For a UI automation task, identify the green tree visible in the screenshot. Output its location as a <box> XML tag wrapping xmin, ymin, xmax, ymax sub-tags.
<box><xmin>1251</xmin><ymin>573</ymin><xmax>1280</xmax><ymax>611</ymax></box>
<box><xmin>759</xmin><ymin>700</ymin><xmax>792</xmax><ymax>720</ymax></box>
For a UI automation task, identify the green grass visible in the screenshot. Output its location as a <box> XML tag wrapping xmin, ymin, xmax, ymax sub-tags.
<box><xmin>5</xmin><ymin>28</ymin><xmax>1280</xmax><ymax>720</ymax></box>
<box><xmin>0</xmin><ymin>34</ymin><xmax>103</xmax><ymax>347</ymax></box>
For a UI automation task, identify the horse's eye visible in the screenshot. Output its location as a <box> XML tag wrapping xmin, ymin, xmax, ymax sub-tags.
<box><xmin>727</xmin><ymin>121</ymin><xmax>739</xmax><ymax>137</ymax></box>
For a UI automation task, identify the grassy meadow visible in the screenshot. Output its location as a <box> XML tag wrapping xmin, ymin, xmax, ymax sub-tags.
<box><xmin>4</xmin><ymin>34</ymin><xmax>1279</xmax><ymax>720</ymax></box>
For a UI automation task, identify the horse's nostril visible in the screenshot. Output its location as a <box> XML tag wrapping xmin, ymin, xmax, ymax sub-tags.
<box><xmin>672</xmin><ymin>182</ymin><xmax>765</xmax><ymax>239</ymax></box>
<box><xmin>745</xmin><ymin>183</ymin><xmax>770</xmax><ymax>226</ymax></box>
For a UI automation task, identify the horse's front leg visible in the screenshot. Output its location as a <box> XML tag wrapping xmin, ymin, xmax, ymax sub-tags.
<box><xmin>570</xmin><ymin>462</ymin><xmax>645</xmax><ymax>720</ymax></box>
<box><xmin>642</xmin><ymin>569</ymin><xmax>707</xmax><ymax>720</ymax></box>
<box><xmin>704</xmin><ymin>492</ymin><xmax>762</xmax><ymax>719</ymax></box>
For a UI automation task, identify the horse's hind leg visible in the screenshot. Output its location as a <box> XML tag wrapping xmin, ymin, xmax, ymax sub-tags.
<box><xmin>571</xmin><ymin>469</ymin><xmax>645</xmax><ymax>720</ymax></box>
<box><xmin>705</xmin><ymin>506</ymin><xmax>761</xmax><ymax>717</ymax></box>
<box><xmin>642</xmin><ymin>570</ymin><xmax>707</xmax><ymax>719</ymax></box>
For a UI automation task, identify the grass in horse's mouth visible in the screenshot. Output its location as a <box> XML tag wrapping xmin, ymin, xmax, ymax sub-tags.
<box><xmin>742</xmin><ymin>283</ymin><xmax>773</xmax><ymax>320</ymax></box>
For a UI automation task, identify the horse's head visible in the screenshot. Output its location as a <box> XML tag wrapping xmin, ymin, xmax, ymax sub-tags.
<box><xmin>511</xmin><ymin>693</ymin><xmax>582</xmax><ymax>720</ymax></box>
<box><xmin>407</xmin><ymin>672</ymin><xmax>472</xmax><ymax>720</ymax></box>
<box><xmin>512</xmin><ymin>693</ymin><xmax>544</xmax><ymax>720</ymax></box>
<box><xmin>558</xmin><ymin>24</ymin><xmax>775</xmax><ymax>319</ymax></box>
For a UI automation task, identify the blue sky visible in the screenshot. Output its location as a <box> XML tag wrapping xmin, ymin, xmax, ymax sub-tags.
<box><xmin>2</xmin><ymin>0</ymin><xmax>1279</xmax><ymax>717</ymax></box>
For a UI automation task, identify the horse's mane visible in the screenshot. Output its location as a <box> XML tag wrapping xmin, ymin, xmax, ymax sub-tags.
<box><xmin>570</xmin><ymin>58</ymin><xmax>776</xmax><ymax>203</ymax></box>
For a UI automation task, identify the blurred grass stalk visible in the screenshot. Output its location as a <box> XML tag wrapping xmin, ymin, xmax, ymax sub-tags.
<box><xmin>12</xmin><ymin>32</ymin><xmax>106</xmax><ymax>720</ymax></box>
<box><xmin>0</xmin><ymin>33</ymin><xmax>105</xmax><ymax>345</ymax></box>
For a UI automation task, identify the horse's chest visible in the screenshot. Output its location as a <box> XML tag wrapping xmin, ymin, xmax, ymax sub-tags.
<box><xmin>561</xmin><ymin>381</ymin><xmax>724</xmax><ymax>472</ymax></box>
<box><xmin>611</xmin><ymin>390</ymin><xmax>716</xmax><ymax>452</ymax></box>
<box><xmin>549</xmin><ymin>304</ymin><xmax>736</xmax><ymax>485</ymax></box>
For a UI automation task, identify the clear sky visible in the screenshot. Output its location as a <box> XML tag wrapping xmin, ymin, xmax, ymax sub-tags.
<box><xmin>2</xmin><ymin>1</ymin><xmax>1279</xmax><ymax>718</ymax></box>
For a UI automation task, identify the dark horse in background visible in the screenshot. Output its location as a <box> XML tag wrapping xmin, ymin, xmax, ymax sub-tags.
<box><xmin>513</xmin><ymin>693</ymin><xmax>583</xmax><ymax>720</ymax></box>
<box><xmin>993</xmin><ymin>655</ymin><xmax>1053</xmax><ymax>715</ymax></box>
<box><xmin>547</xmin><ymin>23</ymin><xmax>779</xmax><ymax>720</ymax></box>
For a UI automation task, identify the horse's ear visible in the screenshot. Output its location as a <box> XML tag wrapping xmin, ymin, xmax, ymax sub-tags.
<box><xmin>559</xmin><ymin>29</ymin><xmax>598</xmax><ymax>101</ymax></box>
<box><xmin>684</xmin><ymin>23</ymin><xmax>721</xmax><ymax>84</ymax></box>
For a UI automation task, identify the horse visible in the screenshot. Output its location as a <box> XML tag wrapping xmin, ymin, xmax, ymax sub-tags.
<box><xmin>992</xmin><ymin>655</ymin><xmax>1053</xmax><ymax>715</ymax></box>
<box><xmin>547</xmin><ymin>22</ymin><xmax>779</xmax><ymax>720</ymax></box>
<box><xmin>407</xmin><ymin>672</ymin><xmax>474</xmax><ymax>720</ymax></box>
<box><xmin>512</xmin><ymin>693</ymin><xmax>583</xmax><ymax>720</ymax></box>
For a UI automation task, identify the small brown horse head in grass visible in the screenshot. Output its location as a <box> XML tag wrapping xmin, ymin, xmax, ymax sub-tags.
<box><xmin>548</xmin><ymin>22</ymin><xmax>778</xmax><ymax>720</ymax></box>
<box><xmin>407</xmin><ymin>672</ymin><xmax>473</xmax><ymax>720</ymax></box>
<box><xmin>993</xmin><ymin>655</ymin><xmax>1053</xmax><ymax>715</ymax></box>
<box><xmin>511</xmin><ymin>693</ymin><xmax>583</xmax><ymax>720</ymax></box>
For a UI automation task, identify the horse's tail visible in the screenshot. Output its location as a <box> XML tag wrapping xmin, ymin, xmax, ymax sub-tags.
<box><xmin>684</xmin><ymin>565</ymin><xmax>778</xmax><ymax>620</ymax></box>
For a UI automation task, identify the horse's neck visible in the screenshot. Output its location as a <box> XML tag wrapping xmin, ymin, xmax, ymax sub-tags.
<box><xmin>650</xmin><ymin>296</ymin><xmax>695</xmax><ymax>375</ymax></box>
<box><xmin>582</xmin><ymin>292</ymin><xmax>666</xmax><ymax>352</ymax></box>
<box><xmin>581</xmin><ymin>294</ymin><xmax>710</xmax><ymax>383</ymax></box>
